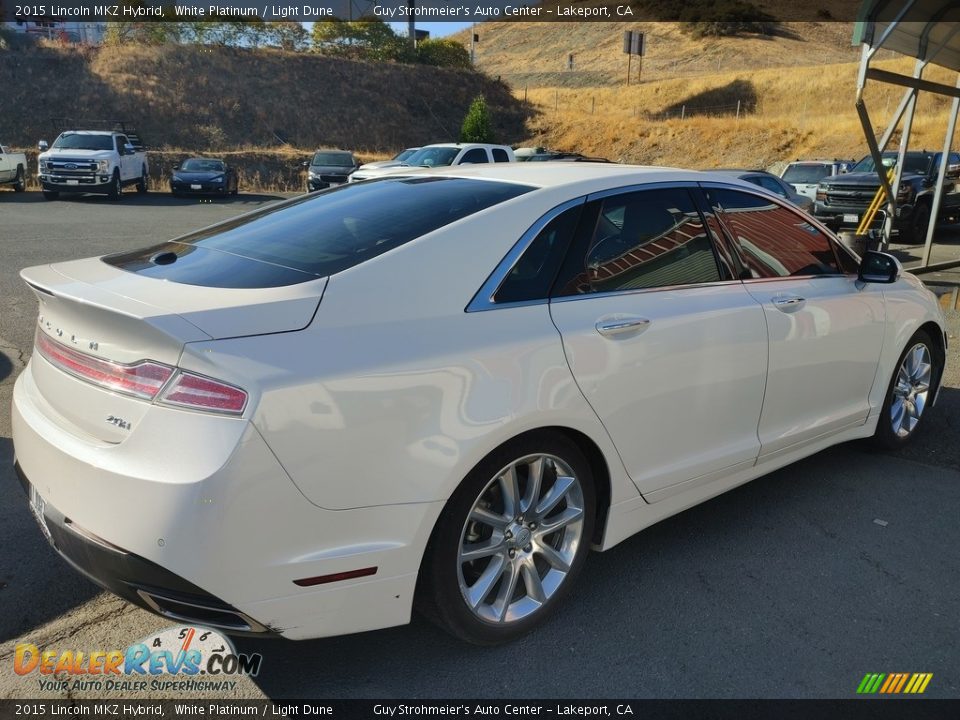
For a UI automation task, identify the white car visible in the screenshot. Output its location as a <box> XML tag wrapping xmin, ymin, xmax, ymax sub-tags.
<box><xmin>12</xmin><ymin>165</ymin><xmax>946</xmax><ymax>644</ymax></box>
<box><xmin>350</xmin><ymin>142</ymin><xmax>515</xmax><ymax>182</ymax></box>
<box><xmin>0</xmin><ymin>144</ymin><xmax>28</xmax><ymax>192</ymax></box>
<box><xmin>355</xmin><ymin>147</ymin><xmax>420</xmax><ymax>173</ymax></box>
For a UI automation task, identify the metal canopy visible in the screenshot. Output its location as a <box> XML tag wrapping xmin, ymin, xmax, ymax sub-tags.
<box><xmin>852</xmin><ymin>3</ymin><xmax>960</xmax><ymax>272</ymax></box>
<box><xmin>855</xmin><ymin>8</ymin><xmax>960</xmax><ymax>73</ymax></box>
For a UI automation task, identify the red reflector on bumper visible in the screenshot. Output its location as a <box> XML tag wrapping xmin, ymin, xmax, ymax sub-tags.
<box><xmin>293</xmin><ymin>567</ymin><xmax>377</xmax><ymax>587</ymax></box>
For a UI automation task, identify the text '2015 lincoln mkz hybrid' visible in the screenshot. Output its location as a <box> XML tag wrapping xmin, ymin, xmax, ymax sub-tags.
<box><xmin>12</xmin><ymin>165</ymin><xmax>947</xmax><ymax>644</ymax></box>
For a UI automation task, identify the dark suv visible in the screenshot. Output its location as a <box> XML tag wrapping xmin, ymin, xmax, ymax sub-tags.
<box><xmin>814</xmin><ymin>151</ymin><xmax>960</xmax><ymax>243</ymax></box>
<box><xmin>305</xmin><ymin>150</ymin><xmax>358</xmax><ymax>192</ymax></box>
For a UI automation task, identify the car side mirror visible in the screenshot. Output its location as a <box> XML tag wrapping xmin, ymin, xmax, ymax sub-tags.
<box><xmin>858</xmin><ymin>251</ymin><xmax>901</xmax><ymax>284</ymax></box>
<box><xmin>38</xmin><ymin>140</ymin><xmax>49</xmax><ymax>151</ymax></box>
<box><xmin>124</xmin><ymin>144</ymin><xmax>136</xmax><ymax>155</ymax></box>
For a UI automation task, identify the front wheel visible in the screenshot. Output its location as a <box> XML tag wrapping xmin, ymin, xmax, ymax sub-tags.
<box><xmin>904</xmin><ymin>202</ymin><xmax>931</xmax><ymax>244</ymax></box>
<box><xmin>417</xmin><ymin>432</ymin><xmax>595</xmax><ymax>645</ymax></box>
<box><xmin>13</xmin><ymin>166</ymin><xmax>25</xmax><ymax>192</ymax></box>
<box><xmin>874</xmin><ymin>330</ymin><xmax>940</xmax><ymax>449</ymax></box>
<box><xmin>108</xmin><ymin>171</ymin><xmax>122</xmax><ymax>201</ymax></box>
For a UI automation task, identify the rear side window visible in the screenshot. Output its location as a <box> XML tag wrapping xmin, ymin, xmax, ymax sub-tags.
<box><xmin>104</xmin><ymin>177</ymin><xmax>532</xmax><ymax>288</ymax></box>
<box><xmin>752</xmin><ymin>175</ymin><xmax>789</xmax><ymax>198</ymax></box>
<box><xmin>555</xmin><ymin>188</ymin><xmax>724</xmax><ymax>295</ymax></box>
<box><xmin>494</xmin><ymin>204</ymin><xmax>583</xmax><ymax>304</ymax></box>
<box><xmin>492</xmin><ymin>149</ymin><xmax>511</xmax><ymax>163</ymax></box>
<box><xmin>709</xmin><ymin>189</ymin><xmax>842</xmax><ymax>278</ymax></box>
<box><xmin>460</xmin><ymin>148</ymin><xmax>489</xmax><ymax>164</ymax></box>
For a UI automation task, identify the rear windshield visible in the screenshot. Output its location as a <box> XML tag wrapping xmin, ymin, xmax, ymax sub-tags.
<box><xmin>782</xmin><ymin>164</ymin><xmax>832</xmax><ymax>184</ymax></box>
<box><xmin>312</xmin><ymin>152</ymin><xmax>353</xmax><ymax>166</ymax></box>
<box><xmin>104</xmin><ymin>177</ymin><xmax>533</xmax><ymax>288</ymax></box>
<box><xmin>852</xmin><ymin>154</ymin><xmax>931</xmax><ymax>175</ymax></box>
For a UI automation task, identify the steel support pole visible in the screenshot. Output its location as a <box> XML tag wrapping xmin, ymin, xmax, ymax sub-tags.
<box><xmin>884</xmin><ymin>66</ymin><xmax>922</xmax><ymax>249</ymax></box>
<box><xmin>921</xmin><ymin>75</ymin><xmax>960</xmax><ymax>267</ymax></box>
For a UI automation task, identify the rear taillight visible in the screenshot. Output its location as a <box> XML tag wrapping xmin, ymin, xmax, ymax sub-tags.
<box><xmin>158</xmin><ymin>373</ymin><xmax>247</xmax><ymax>414</ymax></box>
<box><xmin>35</xmin><ymin>330</ymin><xmax>174</xmax><ymax>400</ymax></box>
<box><xmin>34</xmin><ymin>330</ymin><xmax>247</xmax><ymax>415</ymax></box>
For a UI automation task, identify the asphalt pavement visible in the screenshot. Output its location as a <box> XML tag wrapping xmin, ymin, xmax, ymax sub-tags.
<box><xmin>0</xmin><ymin>189</ymin><xmax>958</xmax><ymax>699</ymax></box>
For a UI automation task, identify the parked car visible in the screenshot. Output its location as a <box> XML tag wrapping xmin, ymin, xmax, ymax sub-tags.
<box><xmin>703</xmin><ymin>169</ymin><xmax>814</xmax><ymax>213</ymax></box>
<box><xmin>37</xmin><ymin>129</ymin><xmax>148</xmax><ymax>201</ymax></box>
<box><xmin>170</xmin><ymin>157</ymin><xmax>238</xmax><ymax>197</ymax></box>
<box><xmin>0</xmin><ymin>144</ymin><xmax>27</xmax><ymax>192</ymax></box>
<box><xmin>13</xmin><ymin>165</ymin><xmax>946</xmax><ymax>646</ymax></box>
<box><xmin>350</xmin><ymin>143</ymin><xmax>516</xmax><ymax>182</ymax></box>
<box><xmin>356</xmin><ymin>147</ymin><xmax>420</xmax><ymax>173</ymax></box>
<box><xmin>304</xmin><ymin>150</ymin><xmax>358</xmax><ymax>192</ymax></box>
<box><xmin>814</xmin><ymin>151</ymin><xmax>960</xmax><ymax>243</ymax></box>
<box><xmin>781</xmin><ymin>159</ymin><xmax>854</xmax><ymax>200</ymax></box>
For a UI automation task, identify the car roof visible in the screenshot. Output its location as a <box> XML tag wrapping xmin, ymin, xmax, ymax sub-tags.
<box><xmin>380</xmin><ymin>163</ymin><xmax>761</xmax><ymax>195</ymax></box>
<box><xmin>62</xmin><ymin>130</ymin><xmax>115</xmax><ymax>136</ymax></box>
<box><xmin>185</xmin><ymin>157</ymin><xmax>225</xmax><ymax>162</ymax></box>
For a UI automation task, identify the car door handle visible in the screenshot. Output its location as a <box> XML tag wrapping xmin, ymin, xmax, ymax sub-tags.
<box><xmin>595</xmin><ymin>316</ymin><xmax>651</xmax><ymax>337</ymax></box>
<box><xmin>771</xmin><ymin>295</ymin><xmax>806</xmax><ymax>310</ymax></box>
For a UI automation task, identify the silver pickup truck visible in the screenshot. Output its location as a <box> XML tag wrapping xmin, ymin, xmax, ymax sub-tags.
<box><xmin>0</xmin><ymin>144</ymin><xmax>27</xmax><ymax>192</ymax></box>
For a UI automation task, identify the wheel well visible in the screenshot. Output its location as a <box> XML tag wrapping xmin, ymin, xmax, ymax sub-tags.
<box><xmin>918</xmin><ymin>320</ymin><xmax>946</xmax><ymax>381</ymax></box>
<box><xmin>541</xmin><ymin>426</ymin><xmax>612</xmax><ymax>547</ymax></box>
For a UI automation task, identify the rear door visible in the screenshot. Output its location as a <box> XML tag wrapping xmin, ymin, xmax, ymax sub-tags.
<box><xmin>548</xmin><ymin>184</ymin><xmax>769</xmax><ymax>500</ymax></box>
<box><xmin>458</xmin><ymin>148</ymin><xmax>491</xmax><ymax>165</ymax></box>
<box><xmin>704</xmin><ymin>186</ymin><xmax>885</xmax><ymax>457</ymax></box>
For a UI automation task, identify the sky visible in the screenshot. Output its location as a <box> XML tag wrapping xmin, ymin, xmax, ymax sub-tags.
<box><xmin>388</xmin><ymin>21</ymin><xmax>473</xmax><ymax>38</ymax></box>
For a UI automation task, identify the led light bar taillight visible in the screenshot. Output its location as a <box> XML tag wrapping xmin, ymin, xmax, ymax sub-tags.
<box><xmin>158</xmin><ymin>373</ymin><xmax>247</xmax><ymax>414</ymax></box>
<box><xmin>35</xmin><ymin>329</ymin><xmax>174</xmax><ymax>400</ymax></box>
<box><xmin>34</xmin><ymin>329</ymin><xmax>248</xmax><ymax>416</ymax></box>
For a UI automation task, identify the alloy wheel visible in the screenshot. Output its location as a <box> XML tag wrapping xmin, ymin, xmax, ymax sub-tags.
<box><xmin>890</xmin><ymin>343</ymin><xmax>932</xmax><ymax>438</ymax></box>
<box><xmin>457</xmin><ymin>453</ymin><xmax>585</xmax><ymax>625</ymax></box>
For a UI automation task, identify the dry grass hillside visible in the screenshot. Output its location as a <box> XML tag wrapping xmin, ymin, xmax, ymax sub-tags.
<box><xmin>444</xmin><ymin>22</ymin><xmax>958</xmax><ymax>171</ymax></box>
<box><xmin>0</xmin><ymin>43</ymin><xmax>530</xmax><ymax>151</ymax></box>
<box><xmin>457</xmin><ymin>22</ymin><xmax>864</xmax><ymax>87</ymax></box>
<box><xmin>521</xmin><ymin>57</ymin><xmax>959</xmax><ymax>169</ymax></box>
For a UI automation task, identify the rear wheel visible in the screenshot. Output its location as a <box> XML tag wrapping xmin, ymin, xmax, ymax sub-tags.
<box><xmin>13</xmin><ymin>166</ymin><xmax>25</xmax><ymax>192</ymax></box>
<box><xmin>136</xmin><ymin>166</ymin><xmax>148</xmax><ymax>194</ymax></box>
<box><xmin>874</xmin><ymin>330</ymin><xmax>940</xmax><ymax>449</ymax></box>
<box><xmin>417</xmin><ymin>432</ymin><xmax>595</xmax><ymax>645</ymax></box>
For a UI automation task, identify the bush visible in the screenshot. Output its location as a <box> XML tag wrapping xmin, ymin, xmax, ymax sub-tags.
<box><xmin>460</xmin><ymin>95</ymin><xmax>494</xmax><ymax>143</ymax></box>
<box><xmin>417</xmin><ymin>38</ymin><xmax>470</xmax><ymax>69</ymax></box>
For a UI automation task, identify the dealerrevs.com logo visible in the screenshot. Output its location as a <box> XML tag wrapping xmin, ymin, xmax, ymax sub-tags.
<box><xmin>857</xmin><ymin>673</ymin><xmax>933</xmax><ymax>695</ymax></box>
<box><xmin>14</xmin><ymin>625</ymin><xmax>262</xmax><ymax>693</ymax></box>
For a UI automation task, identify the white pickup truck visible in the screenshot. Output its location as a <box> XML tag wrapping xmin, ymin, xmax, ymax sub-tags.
<box><xmin>37</xmin><ymin>130</ymin><xmax>149</xmax><ymax>200</ymax></box>
<box><xmin>350</xmin><ymin>143</ymin><xmax>516</xmax><ymax>182</ymax></box>
<box><xmin>0</xmin><ymin>144</ymin><xmax>27</xmax><ymax>192</ymax></box>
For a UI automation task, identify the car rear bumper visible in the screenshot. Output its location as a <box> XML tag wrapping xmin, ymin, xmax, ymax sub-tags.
<box><xmin>12</xmin><ymin>362</ymin><xmax>443</xmax><ymax>640</ymax></box>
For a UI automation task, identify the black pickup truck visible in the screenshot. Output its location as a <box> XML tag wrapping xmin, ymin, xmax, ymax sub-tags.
<box><xmin>814</xmin><ymin>150</ymin><xmax>960</xmax><ymax>243</ymax></box>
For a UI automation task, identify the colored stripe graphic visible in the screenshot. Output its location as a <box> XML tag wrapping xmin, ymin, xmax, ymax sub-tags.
<box><xmin>858</xmin><ymin>673</ymin><xmax>932</xmax><ymax>694</ymax></box>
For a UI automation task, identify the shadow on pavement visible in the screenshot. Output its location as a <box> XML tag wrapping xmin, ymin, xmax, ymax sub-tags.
<box><xmin>0</xmin><ymin>437</ymin><xmax>100</xmax><ymax>643</ymax></box>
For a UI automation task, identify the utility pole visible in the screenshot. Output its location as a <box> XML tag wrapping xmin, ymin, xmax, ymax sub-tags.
<box><xmin>471</xmin><ymin>23</ymin><xmax>477</xmax><ymax>65</ymax></box>
<box><xmin>407</xmin><ymin>0</ymin><xmax>415</xmax><ymax>50</ymax></box>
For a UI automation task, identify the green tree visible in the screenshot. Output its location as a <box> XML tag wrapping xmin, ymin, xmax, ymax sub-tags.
<box><xmin>311</xmin><ymin>19</ymin><xmax>409</xmax><ymax>61</ymax></box>
<box><xmin>460</xmin><ymin>95</ymin><xmax>494</xmax><ymax>143</ymax></box>
<box><xmin>265</xmin><ymin>21</ymin><xmax>309</xmax><ymax>51</ymax></box>
<box><xmin>416</xmin><ymin>38</ymin><xmax>470</xmax><ymax>69</ymax></box>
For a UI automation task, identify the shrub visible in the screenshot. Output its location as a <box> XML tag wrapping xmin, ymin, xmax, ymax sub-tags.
<box><xmin>417</xmin><ymin>39</ymin><xmax>470</xmax><ymax>69</ymax></box>
<box><xmin>460</xmin><ymin>95</ymin><xmax>494</xmax><ymax>143</ymax></box>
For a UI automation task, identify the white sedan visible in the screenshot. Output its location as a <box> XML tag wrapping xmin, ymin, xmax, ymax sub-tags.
<box><xmin>12</xmin><ymin>164</ymin><xmax>946</xmax><ymax>644</ymax></box>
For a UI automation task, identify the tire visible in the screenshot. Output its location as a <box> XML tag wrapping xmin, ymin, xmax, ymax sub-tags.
<box><xmin>874</xmin><ymin>330</ymin><xmax>941</xmax><ymax>450</ymax></box>
<box><xmin>904</xmin><ymin>202</ymin><xmax>931</xmax><ymax>244</ymax></box>
<box><xmin>108</xmin><ymin>171</ymin><xmax>122</xmax><ymax>201</ymax></box>
<box><xmin>136</xmin><ymin>166</ymin><xmax>148</xmax><ymax>194</ymax></box>
<box><xmin>417</xmin><ymin>431</ymin><xmax>595</xmax><ymax>645</ymax></box>
<box><xmin>13</xmin><ymin>166</ymin><xmax>25</xmax><ymax>192</ymax></box>
<box><xmin>42</xmin><ymin>190</ymin><xmax>59</xmax><ymax>201</ymax></box>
